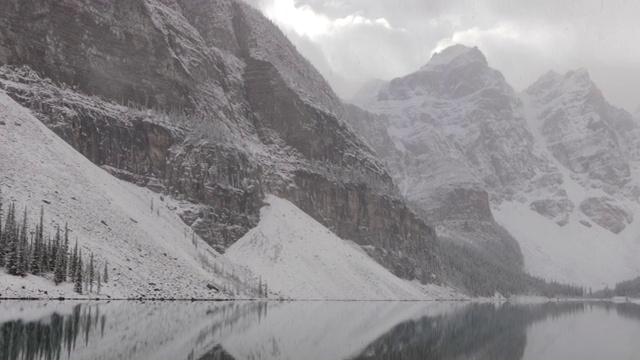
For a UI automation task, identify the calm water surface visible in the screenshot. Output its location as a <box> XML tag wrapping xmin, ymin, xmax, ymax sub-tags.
<box><xmin>1</xmin><ymin>300</ymin><xmax>639</xmax><ymax>359</ymax></box>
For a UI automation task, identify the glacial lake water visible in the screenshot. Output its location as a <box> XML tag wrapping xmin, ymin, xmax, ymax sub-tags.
<box><xmin>1</xmin><ymin>300</ymin><xmax>640</xmax><ymax>359</ymax></box>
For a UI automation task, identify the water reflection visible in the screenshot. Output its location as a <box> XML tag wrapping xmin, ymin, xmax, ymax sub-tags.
<box><xmin>1</xmin><ymin>300</ymin><xmax>640</xmax><ymax>360</ymax></box>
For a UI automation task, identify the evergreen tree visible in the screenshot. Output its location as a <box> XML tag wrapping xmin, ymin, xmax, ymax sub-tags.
<box><xmin>62</xmin><ymin>223</ymin><xmax>69</xmax><ymax>281</ymax></box>
<box><xmin>30</xmin><ymin>208</ymin><xmax>44</xmax><ymax>275</ymax></box>
<box><xmin>103</xmin><ymin>260</ymin><xmax>108</xmax><ymax>283</ymax></box>
<box><xmin>69</xmin><ymin>240</ymin><xmax>78</xmax><ymax>282</ymax></box>
<box><xmin>51</xmin><ymin>227</ymin><xmax>60</xmax><ymax>272</ymax></box>
<box><xmin>6</xmin><ymin>203</ymin><xmax>20</xmax><ymax>275</ymax></box>
<box><xmin>17</xmin><ymin>208</ymin><xmax>28</xmax><ymax>276</ymax></box>
<box><xmin>96</xmin><ymin>272</ymin><xmax>101</xmax><ymax>295</ymax></box>
<box><xmin>54</xmin><ymin>228</ymin><xmax>66</xmax><ymax>285</ymax></box>
<box><xmin>88</xmin><ymin>253</ymin><xmax>94</xmax><ymax>293</ymax></box>
<box><xmin>74</xmin><ymin>251</ymin><xmax>83</xmax><ymax>294</ymax></box>
<box><xmin>42</xmin><ymin>235</ymin><xmax>50</xmax><ymax>273</ymax></box>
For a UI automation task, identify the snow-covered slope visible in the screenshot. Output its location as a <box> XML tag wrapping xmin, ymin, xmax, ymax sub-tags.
<box><xmin>225</xmin><ymin>195</ymin><xmax>457</xmax><ymax>300</ymax></box>
<box><xmin>0</xmin><ymin>91</ymin><xmax>253</xmax><ymax>299</ymax></box>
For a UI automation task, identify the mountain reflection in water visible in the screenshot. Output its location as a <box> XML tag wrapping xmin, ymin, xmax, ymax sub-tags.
<box><xmin>1</xmin><ymin>300</ymin><xmax>640</xmax><ymax>360</ymax></box>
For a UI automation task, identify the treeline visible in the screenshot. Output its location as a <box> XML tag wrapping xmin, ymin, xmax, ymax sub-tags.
<box><xmin>439</xmin><ymin>239</ymin><xmax>586</xmax><ymax>298</ymax></box>
<box><xmin>0</xmin><ymin>190</ymin><xmax>107</xmax><ymax>295</ymax></box>
<box><xmin>615</xmin><ymin>277</ymin><xmax>640</xmax><ymax>297</ymax></box>
<box><xmin>591</xmin><ymin>276</ymin><xmax>640</xmax><ymax>298</ymax></box>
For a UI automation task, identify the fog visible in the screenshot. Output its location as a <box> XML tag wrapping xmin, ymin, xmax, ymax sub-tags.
<box><xmin>253</xmin><ymin>0</ymin><xmax>640</xmax><ymax>112</ymax></box>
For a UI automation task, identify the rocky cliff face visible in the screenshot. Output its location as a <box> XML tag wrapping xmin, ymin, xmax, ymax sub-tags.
<box><xmin>0</xmin><ymin>0</ymin><xmax>439</xmax><ymax>281</ymax></box>
<box><xmin>524</xmin><ymin>69</ymin><xmax>640</xmax><ymax>234</ymax></box>
<box><xmin>524</xmin><ymin>70</ymin><xmax>635</xmax><ymax>187</ymax></box>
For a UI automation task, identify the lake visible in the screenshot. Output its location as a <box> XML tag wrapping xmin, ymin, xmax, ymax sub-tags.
<box><xmin>1</xmin><ymin>300</ymin><xmax>639</xmax><ymax>359</ymax></box>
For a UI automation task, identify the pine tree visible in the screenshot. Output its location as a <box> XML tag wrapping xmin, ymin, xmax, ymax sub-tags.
<box><xmin>62</xmin><ymin>223</ymin><xmax>69</xmax><ymax>282</ymax></box>
<box><xmin>96</xmin><ymin>272</ymin><xmax>101</xmax><ymax>295</ymax></box>
<box><xmin>51</xmin><ymin>227</ymin><xmax>60</xmax><ymax>273</ymax></box>
<box><xmin>103</xmin><ymin>260</ymin><xmax>108</xmax><ymax>283</ymax></box>
<box><xmin>30</xmin><ymin>208</ymin><xmax>44</xmax><ymax>275</ymax></box>
<box><xmin>89</xmin><ymin>253</ymin><xmax>94</xmax><ymax>293</ymax></box>
<box><xmin>69</xmin><ymin>240</ymin><xmax>78</xmax><ymax>282</ymax></box>
<box><xmin>74</xmin><ymin>251</ymin><xmax>83</xmax><ymax>294</ymax></box>
<box><xmin>6</xmin><ymin>203</ymin><xmax>20</xmax><ymax>275</ymax></box>
<box><xmin>54</xmin><ymin>228</ymin><xmax>66</xmax><ymax>285</ymax></box>
<box><xmin>17</xmin><ymin>208</ymin><xmax>28</xmax><ymax>276</ymax></box>
<box><xmin>42</xmin><ymin>235</ymin><xmax>49</xmax><ymax>273</ymax></box>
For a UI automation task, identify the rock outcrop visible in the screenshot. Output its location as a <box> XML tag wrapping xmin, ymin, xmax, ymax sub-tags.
<box><xmin>579</xmin><ymin>197</ymin><xmax>633</xmax><ymax>234</ymax></box>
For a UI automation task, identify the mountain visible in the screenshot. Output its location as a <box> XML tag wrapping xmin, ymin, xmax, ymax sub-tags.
<box><xmin>0</xmin><ymin>0</ymin><xmax>443</xmax><ymax>295</ymax></box>
<box><xmin>346</xmin><ymin>45</ymin><xmax>545</xmax><ymax>292</ymax></box>
<box><xmin>349</xmin><ymin>44</ymin><xmax>640</xmax><ymax>289</ymax></box>
<box><xmin>0</xmin><ymin>90</ymin><xmax>255</xmax><ymax>299</ymax></box>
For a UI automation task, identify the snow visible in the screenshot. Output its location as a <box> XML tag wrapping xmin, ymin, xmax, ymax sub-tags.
<box><xmin>494</xmin><ymin>200</ymin><xmax>640</xmax><ymax>289</ymax></box>
<box><xmin>225</xmin><ymin>195</ymin><xmax>458</xmax><ymax>300</ymax></box>
<box><xmin>498</xmin><ymin>92</ymin><xmax>640</xmax><ymax>289</ymax></box>
<box><xmin>0</xmin><ymin>91</ymin><xmax>252</xmax><ymax>299</ymax></box>
<box><xmin>424</xmin><ymin>44</ymin><xmax>478</xmax><ymax>67</ymax></box>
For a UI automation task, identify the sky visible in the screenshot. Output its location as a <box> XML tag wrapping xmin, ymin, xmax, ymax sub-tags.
<box><xmin>250</xmin><ymin>0</ymin><xmax>640</xmax><ymax>112</ymax></box>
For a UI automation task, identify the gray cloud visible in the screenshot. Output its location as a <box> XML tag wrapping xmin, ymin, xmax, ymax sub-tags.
<box><xmin>250</xmin><ymin>0</ymin><xmax>640</xmax><ymax>111</ymax></box>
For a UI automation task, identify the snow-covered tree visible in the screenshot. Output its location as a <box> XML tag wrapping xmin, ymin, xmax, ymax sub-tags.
<box><xmin>54</xmin><ymin>227</ymin><xmax>67</xmax><ymax>285</ymax></box>
<box><xmin>75</xmin><ymin>251</ymin><xmax>83</xmax><ymax>294</ymax></box>
<box><xmin>89</xmin><ymin>253</ymin><xmax>94</xmax><ymax>293</ymax></box>
<box><xmin>6</xmin><ymin>203</ymin><xmax>20</xmax><ymax>275</ymax></box>
<box><xmin>103</xmin><ymin>260</ymin><xmax>108</xmax><ymax>283</ymax></box>
<box><xmin>96</xmin><ymin>272</ymin><xmax>101</xmax><ymax>295</ymax></box>
<box><xmin>17</xmin><ymin>208</ymin><xmax>28</xmax><ymax>276</ymax></box>
<box><xmin>69</xmin><ymin>240</ymin><xmax>78</xmax><ymax>282</ymax></box>
<box><xmin>30</xmin><ymin>207</ymin><xmax>44</xmax><ymax>275</ymax></box>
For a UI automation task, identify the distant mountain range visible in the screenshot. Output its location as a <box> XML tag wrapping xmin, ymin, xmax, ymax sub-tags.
<box><xmin>347</xmin><ymin>44</ymin><xmax>640</xmax><ymax>289</ymax></box>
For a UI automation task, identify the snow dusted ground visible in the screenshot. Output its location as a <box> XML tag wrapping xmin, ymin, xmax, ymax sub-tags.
<box><xmin>0</xmin><ymin>91</ymin><xmax>252</xmax><ymax>299</ymax></box>
<box><xmin>494</xmin><ymin>201</ymin><xmax>640</xmax><ymax>289</ymax></box>
<box><xmin>492</xmin><ymin>94</ymin><xmax>640</xmax><ymax>289</ymax></box>
<box><xmin>225</xmin><ymin>195</ymin><xmax>460</xmax><ymax>300</ymax></box>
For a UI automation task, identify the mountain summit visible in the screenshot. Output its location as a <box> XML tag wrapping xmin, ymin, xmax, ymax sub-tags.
<box><xmin>422</xmin><ymin>44</ymin><xmax>487</xmax><ymax>69</ymax></box>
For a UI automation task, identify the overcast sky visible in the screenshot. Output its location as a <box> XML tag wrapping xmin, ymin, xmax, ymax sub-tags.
<box><xmin>250</xmin><ymin>0</ymin><xmax>640</xmax><ymax>112</ymax></box>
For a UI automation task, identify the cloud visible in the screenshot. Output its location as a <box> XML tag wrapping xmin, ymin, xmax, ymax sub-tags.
<box><xmin>253</xmin><ymin>0</ymin><xmax>640</xmax><ymax>111</ymax></box>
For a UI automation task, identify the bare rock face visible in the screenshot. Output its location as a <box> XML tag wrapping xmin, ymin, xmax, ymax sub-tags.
<box><xmin>525</xmin><ymin>70</ymin><xmax>635</xmax><ymax>187</ymax></box>
<box><xmin>529</xmin><ymin>198</ymin><xmax>574</xmax><ymax>226</ymax></box>
<box><xmin>580</xmin><ymin>197</ymin><xmax>633</xmax><ymax>234</ymax></box>
<box><xmin>0</xmin><ymin>0</ymin><xmax>440</xmax><ymax>281</ymax></box>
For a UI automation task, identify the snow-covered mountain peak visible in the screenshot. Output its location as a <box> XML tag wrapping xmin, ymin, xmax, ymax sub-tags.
<box><xmin>566</xmin><ymin>67</ymin><xmax>591</xmax><ymax>80</ymax></box>
<box><xmin>377</xmin><ymin>44</ymin><xmax>508</xmax><ymax>102</ymax></box>
<box><xmin>527</xmin><ymin>68</ymin><xmax>599</xmax><ymax>100</ymax></box>
<box><xmin>422</xmin><ymin>44</ymin><xmax>486</xmax><ymax>69</ymax></box>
